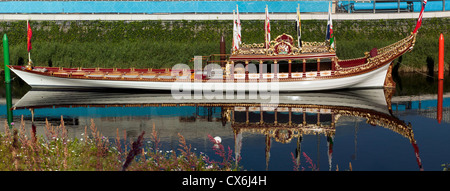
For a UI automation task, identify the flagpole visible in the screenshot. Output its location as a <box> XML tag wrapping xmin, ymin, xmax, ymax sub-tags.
<box><xmin>27</xmin><ymin>20</ymin><xmax>33</xmax><ymax>69</ymax></box>
<box><xmin>27</xmin><ymin>20</ymin><xmax>30</xmax><ymax>63</ymax></box>
<box><xmin>412</xmin><ymin>0</ymin><xmax>427</xmax><ymax>34</ymax></box>
<box><xmin>265</xmin><ymin>5</ymin><xmax>269</xmax><ymax>51</ymax></box>
<box><xmin>297</xmin><ymin>4</ymin><xmax>301</xmax><ymax>50</ymax></box>
<box><xmin>326</xmin><ymin>2</ymin><xmax>335</xmax><ymax>51</ymax></box>
<box><xmin>265</xmin><ymin>6</ymin><xmax>267</xmax><ymax>50</ymax></box>
<box><xmin>233</xmin><ymin>10</ymin><xmax>237</xmax><ymax>52</ymax></box>
<box><xmin>236</xmin><ymin>4</ymin><xmax>241</xmax><ymax>46</ymax></box>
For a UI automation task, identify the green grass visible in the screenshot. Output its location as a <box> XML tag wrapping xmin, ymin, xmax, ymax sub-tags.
<box><xmin>8</xmin><ymin>41</ymin><xmax>219</xmax><ymax>69</ymax></box>
<box><xmin>0</xmin><ymin>19</ymin><xmax>448</xmax><ymax>70</ymax></box>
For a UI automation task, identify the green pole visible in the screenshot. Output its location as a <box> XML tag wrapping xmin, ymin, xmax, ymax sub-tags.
<box><xmin>5</xmin><ymin>83</ymin><xmax>12</xmax><ymax>128</ymax></box>
<box><xmin>3</xmin><ymin>34</ymin><xmax>10</xmax><ymax>83</ymax></box>
<box><xmin>3</xmin><ymin>34</ymin><xmax>13</xmax><ymax>128</ymax></box>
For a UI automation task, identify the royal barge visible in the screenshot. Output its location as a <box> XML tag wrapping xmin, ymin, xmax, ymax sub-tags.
<box><xmin>8</xmin><ymin>2</ymin><xmax>427</xmax><ymax>92</ymax></box>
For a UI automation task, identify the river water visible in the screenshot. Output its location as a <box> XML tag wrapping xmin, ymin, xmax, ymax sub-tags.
<box><xmin>1</xmin><ymin>72</ymin><xmax>449</xmax><ymax>171</ymax></box>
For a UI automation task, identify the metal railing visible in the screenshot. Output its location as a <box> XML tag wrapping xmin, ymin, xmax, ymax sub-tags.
<box><xmin>0</xmin><ymin>0</ymin><xmax>447</xmax><ymax>14</ymax></box>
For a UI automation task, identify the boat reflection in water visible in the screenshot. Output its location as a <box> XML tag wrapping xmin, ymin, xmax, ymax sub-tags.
<box><xmin>13</xmin><ymin>88</ymin><xmax>423</xmax><ymax>171</ymax></box>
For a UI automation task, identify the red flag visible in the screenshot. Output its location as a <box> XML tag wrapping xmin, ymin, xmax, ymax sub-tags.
<box><xmin>412</xmin><ymin>0</ymin><xmax>427</xmax><ymax>34</ymax></box>
<box><xmin>412</xmin><ymin>142</ymin><xmax>423</xmax><ymax>171</ymax></box>
<box><xmin>265</xmin><ymin>6</ymin><xmax>270</xmax><ymax>49</ymax></box>
<box><xmin>27</xmin><ymin>21</ymin><xmax>32</xmax><ymax>52</ymax></box>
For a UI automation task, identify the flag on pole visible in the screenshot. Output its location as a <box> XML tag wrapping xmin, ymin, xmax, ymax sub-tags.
<box><xmin>27</xmin><ymin>20</ymin><xmax>32</xmax><ymax>52</ymax></box>
<box><xmin>412</xmin><ymin>0</ymin><xmax>427</xmax><ymax>34</ymax></box>
<box><xmin>233</xmin><ymin>10</ymin><xmax>239</xmax><ymax>51</ymax></box>
<box><xmin>327</xmin><ymin>136</ymin><xmax>334</xmax><ymax>171</ymax></box>
<box><xmin>296</xmin><ymin>4</ymin><xmax>302</xmax><ymax>49</ymax></box>
<box><xmin>325</xmin><ymin>2</ymin><xmax>335</xmax><ymax>50</ymax></box>
<box><xmin>236</xmin><ymin>5</ymin><xmax>241</xmax><ymax>46</ymax></box>
<box><xmin>265</xmin><ymin>5</ymin><xmax>271</xmax><ymax>49</ymax></box>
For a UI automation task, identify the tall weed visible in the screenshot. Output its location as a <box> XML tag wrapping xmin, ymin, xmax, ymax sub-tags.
<box><xmin>0</xmin><ymin>117</ymin><xmax>241</xmax><ymax>171</ymax></box>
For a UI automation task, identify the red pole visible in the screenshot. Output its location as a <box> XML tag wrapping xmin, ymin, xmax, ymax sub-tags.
<box><xmin>438</xmin><ymin>33</ymin><xmax>445</xmax><ymax>80</ymax></box>
<box><xmin>437</xmin><ymin>79</ymin><xmax>443</xmax><ymax>124</ymax></box>
<box><xmin>438</xmin><ymin>33</ymin><xmax>445</xmax><ymax>123</ymax></box>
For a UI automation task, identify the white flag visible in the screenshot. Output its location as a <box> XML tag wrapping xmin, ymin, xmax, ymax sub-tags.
<box><xmin>237</xmin><ymin>5</ymin><xmax>241</xmax><ymax>45</ymax></box>
<box><xmin>233</xmin><ymin>10</ymin><xmax>239</xmax><ymax>51</ymax></box>
<box><xmin>296</xmin><ymin>4</ymin><xmax>302</xmax><ymax>48</ymax></box>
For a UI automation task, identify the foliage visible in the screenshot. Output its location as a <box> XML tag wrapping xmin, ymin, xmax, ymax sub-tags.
<box><xmin>0</xmin><ymin>117</ymin><xmax>240</xmax><ymax>171</ymax></box>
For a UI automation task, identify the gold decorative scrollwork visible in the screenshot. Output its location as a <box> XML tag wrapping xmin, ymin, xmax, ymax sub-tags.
<box><xmin>241</xmin><ymin>43</ymin><xmax>265</xmax><ymax>49</ymax></box>
<box><xmin>232</xmin><ymin>32</ymin><xmax>335</xmax><ymax>56</ymax></box>
<box><xmin>302</xmin><ymin>41</ymin><xmax>326</xmax><ymax>47</ymax></box>
<box><xmin>335</xmin><ymin>33</ymin><xmax>416</xmax><ymax>75</ymax></box>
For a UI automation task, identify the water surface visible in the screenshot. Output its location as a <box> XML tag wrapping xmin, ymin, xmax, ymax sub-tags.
<box><xmin>1</xmin><ymin>73</ymin><xmax>449</xmax><ymax>171</ymax></box>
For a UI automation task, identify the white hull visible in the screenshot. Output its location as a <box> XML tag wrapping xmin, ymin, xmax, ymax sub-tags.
<box><xmin>10</xmin><ymin>63</ymin><xmax>390</xmax><ymax>92</ymax></box>
<box><xmin>14</xmin><ymin>89</ymin><xmax>389</xmax><ymax>114</ymax></box>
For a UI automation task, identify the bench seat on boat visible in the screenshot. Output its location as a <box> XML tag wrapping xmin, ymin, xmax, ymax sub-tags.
<box><xmin>141</xmin><ymin>72</ymin><xmax>157</xmax><ymax>79</ymax></box>
<box><xmin>43</xmin><ymin>67</ymin><xmax>59</xmax><ymax>71</ymax></box>
<box><xmin>71</xmin><ymin>71</ymin><xmax>87</xmax><ymax>77</ymax></box>
<box><xmin>105</xmin><ymin>71</ymin><xmax>123</xmax><ymax>78</ymax></box>
<box><xmin>158</xmin><ymin>73</ymin><xmax>174</xmax><ymax>79</ymax></box>
<box><xmin>87</xmin><ymin>71</ymin><xmax>105</xmax><ymax>78</ymax></box>
<box><xmin>53</xmin><ymin>70</ymin><xmax>70</xmax><ymax>76</ymax></box>
<box><xmin>123</xmin><ymin>71</ymin><xmax>141</xmax><ymax>79</ymax></box>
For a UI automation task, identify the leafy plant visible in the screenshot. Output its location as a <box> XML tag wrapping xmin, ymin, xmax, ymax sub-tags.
<box><xmin>0</xmin><ymin>117</ymin><xmax>242</xmax><ymax>171</ymax></box>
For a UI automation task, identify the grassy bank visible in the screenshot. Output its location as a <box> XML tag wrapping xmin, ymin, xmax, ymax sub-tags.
<box><xmin>0</xmin><ymin>117</ymin><xmax>241</xmax><ymax>171</ymax></box>
<box><xmin>0</xmin><ymin>18</ymin><xmax>448</xmax><ymax>70</ymax></box>
<box><xmin>11</xmin><ymin>41</ymin><xmax>218</xmax><ymax>69</ymax></box>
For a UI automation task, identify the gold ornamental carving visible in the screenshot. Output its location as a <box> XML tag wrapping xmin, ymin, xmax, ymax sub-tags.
<box><xmin>335</xmin><ymin>34</ymin><xmax>416</xmax><ymax>75</ymax></box>
<box><xmin>233</xmin><ymin>33</ymin><xmax>335</xmax><ymax>56</ymax></box>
